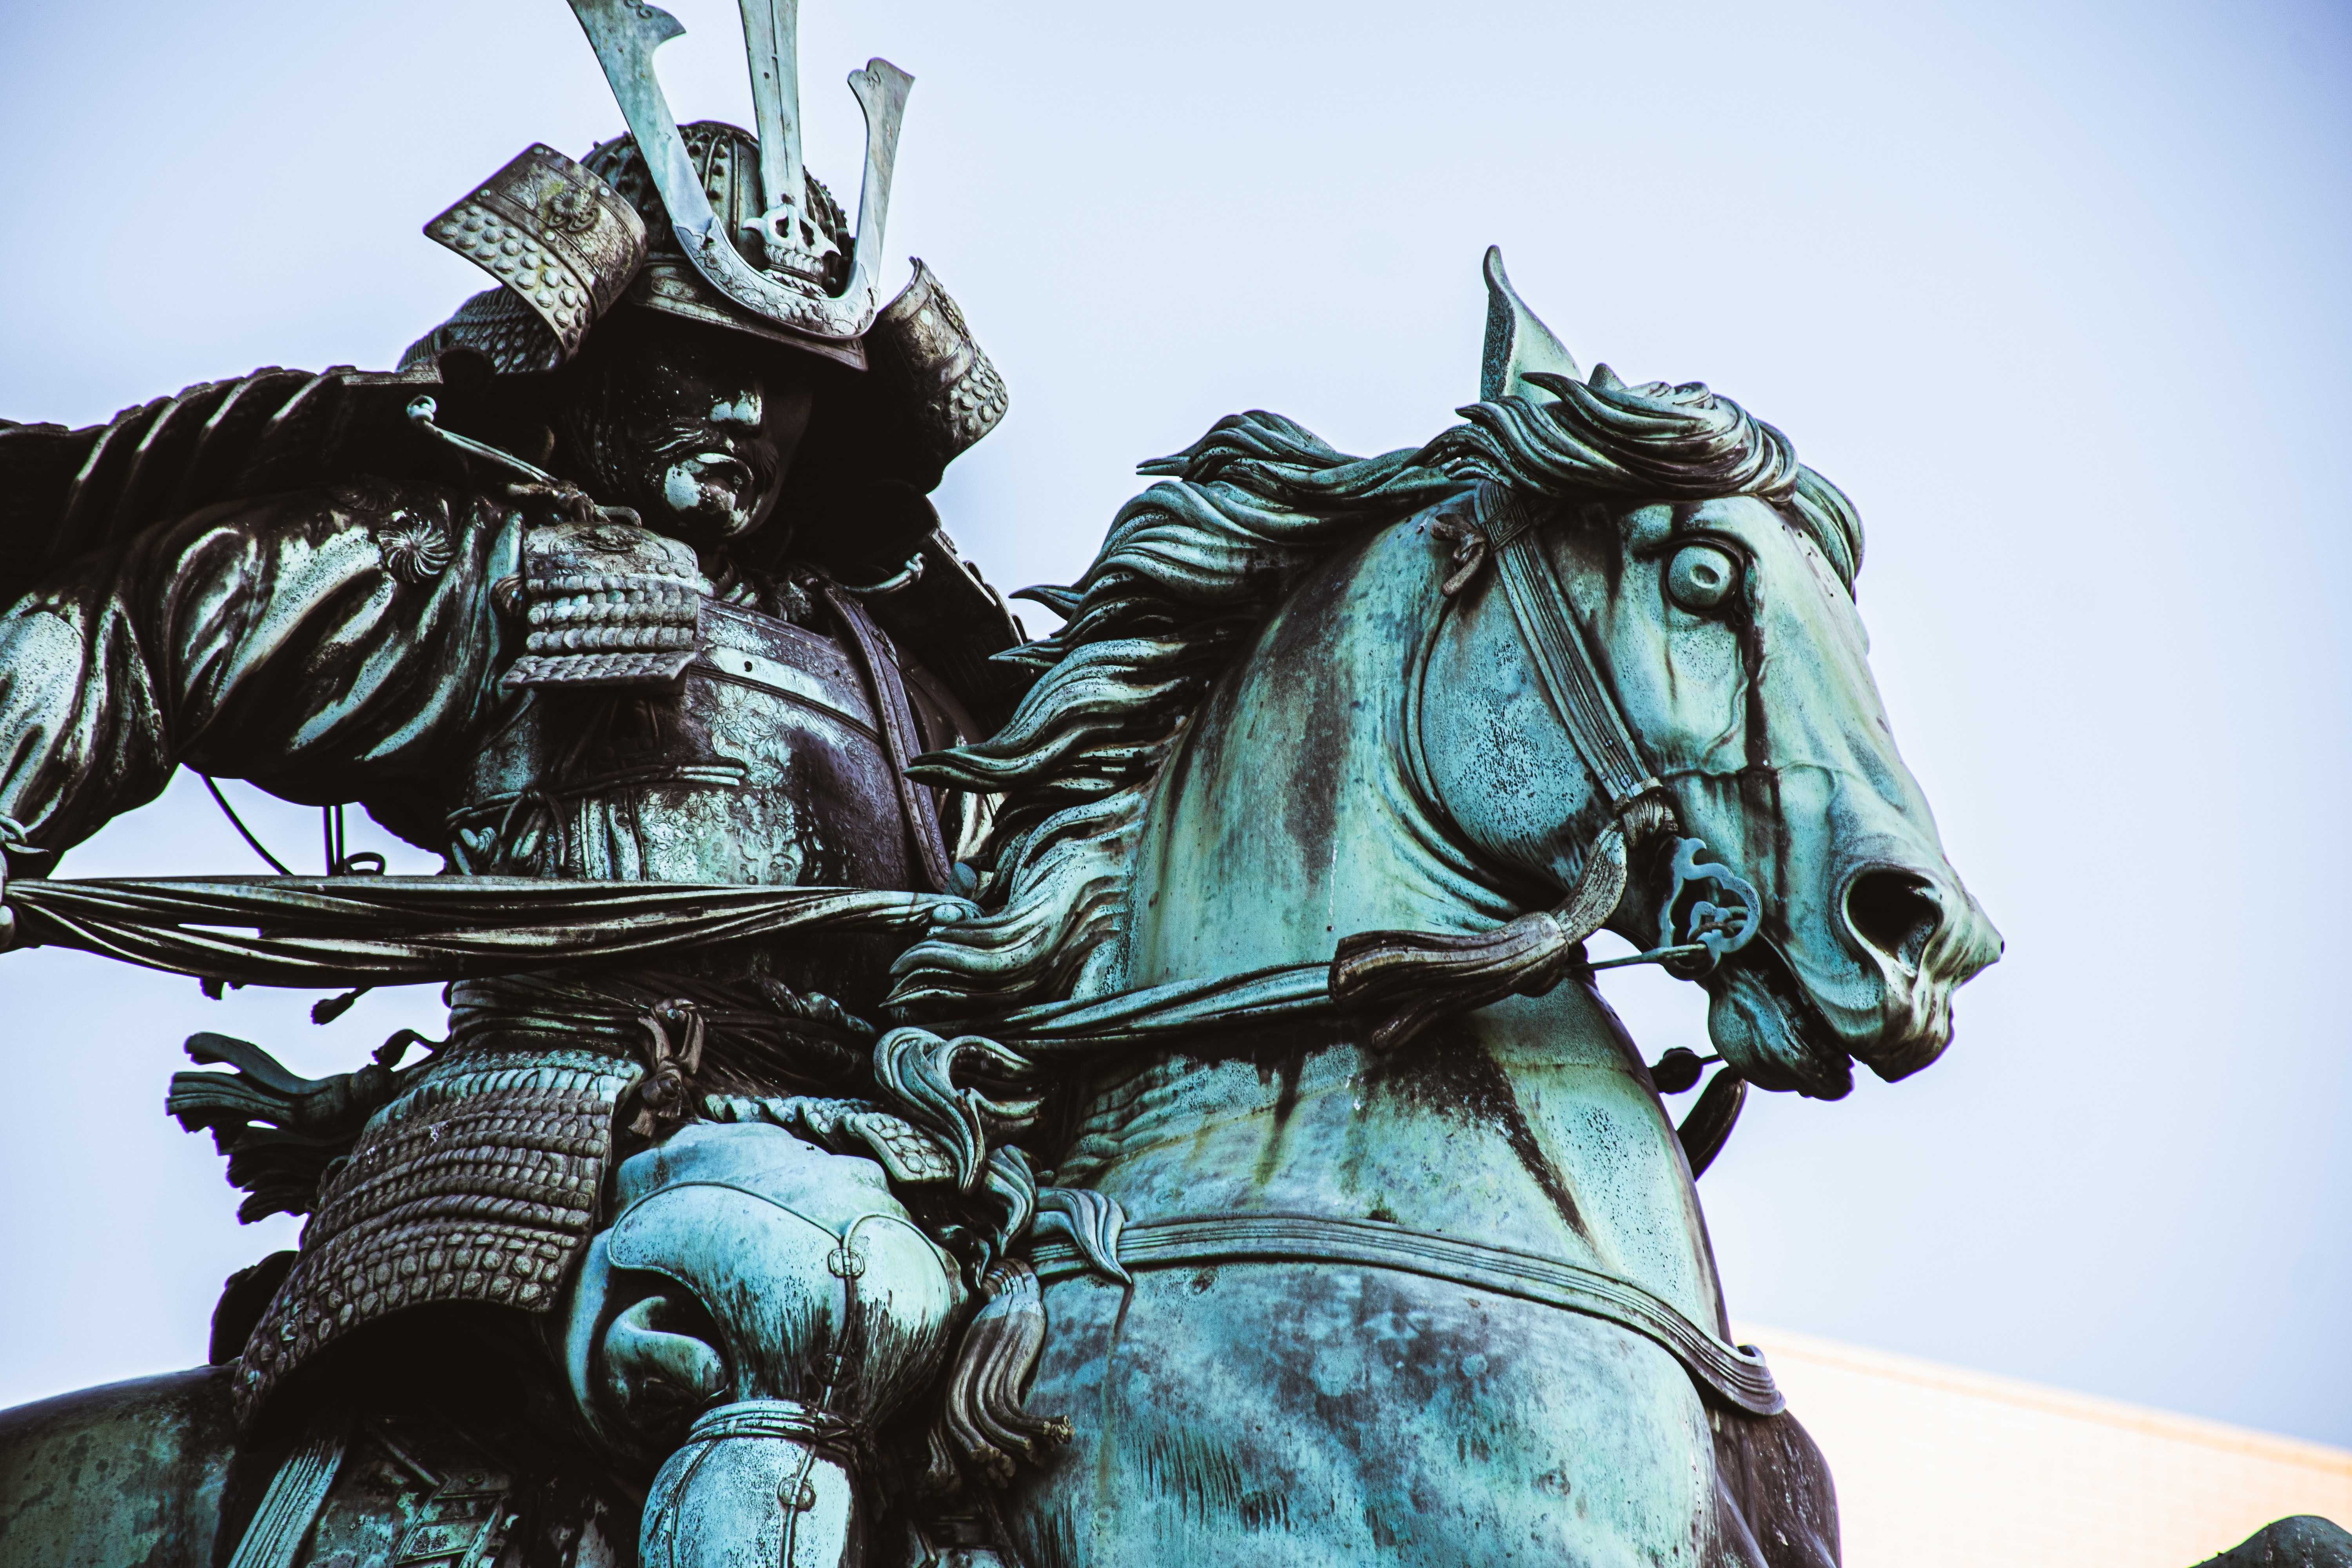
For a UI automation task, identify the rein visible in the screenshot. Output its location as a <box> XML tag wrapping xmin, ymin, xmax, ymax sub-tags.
<box><xmin>0</xmin><ymin>869</ymin><xmax>1713</xmax><ymax>1057</ymax></box>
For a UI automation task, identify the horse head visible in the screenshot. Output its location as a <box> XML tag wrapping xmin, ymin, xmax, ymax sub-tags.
<box><xmin>895</xmin><ymin>248</ymin><xmax>1996</xmax><ymax>1105</ymax></box>
<box><xmin>1410</xmin><ymin>252</ymin><xmax>2001</xmax><ymax>1098</ymax></box>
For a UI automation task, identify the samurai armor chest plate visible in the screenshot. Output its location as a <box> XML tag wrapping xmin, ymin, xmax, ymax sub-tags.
<box><xmin>452</xmin><ymin>594</ymin><xmax>951</xmax><ymax>892</ymax></box>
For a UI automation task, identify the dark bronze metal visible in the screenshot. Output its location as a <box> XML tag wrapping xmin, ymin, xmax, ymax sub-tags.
<box><xmin>9</xmin><ymin>9</ymin><xmax>2273</xmax><ymax>1568</ymax></box>
<box><xmin>0</xmin><ymin>5</ymin><xmax>1034</xmax><ymax>1548</ymax></box>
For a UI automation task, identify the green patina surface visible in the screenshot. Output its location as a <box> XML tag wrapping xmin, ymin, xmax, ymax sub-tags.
<box><xmin>9</xmin><ymin>5</ymin><xmax>2334</xmax><ymax>1566</ymax></box>
<box><xmin>0</xmin><ymin>1369</ymin><xmax>234</xmax><ymax>1568</ymax></box>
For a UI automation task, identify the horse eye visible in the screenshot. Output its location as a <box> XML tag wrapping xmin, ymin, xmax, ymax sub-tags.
<box><xmin>1665</xmin><ymin>543</ymin><xmax>1740</xmax><ymax>612</ymax></box>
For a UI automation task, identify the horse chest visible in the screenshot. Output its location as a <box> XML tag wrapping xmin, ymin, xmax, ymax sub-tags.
<box><xmin>1055</xmin><ymin>996</ymin><xmax>1722</xmax><ymax>1338</ymax></box>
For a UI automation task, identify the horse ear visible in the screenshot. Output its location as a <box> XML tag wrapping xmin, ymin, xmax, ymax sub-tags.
<box><xmin>1479</xmin><ymin>246</ymin><xmax>1583</xmax><ymax>402</ymax></box>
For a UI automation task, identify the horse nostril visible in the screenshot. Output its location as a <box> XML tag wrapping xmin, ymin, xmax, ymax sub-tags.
<box><xmin>1846</xmin><ymin>870</ymin><xmax>1943</xmax><ymax>969</ymax></box>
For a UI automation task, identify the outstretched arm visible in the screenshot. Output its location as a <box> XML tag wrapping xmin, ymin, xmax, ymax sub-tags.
<box><xmin>0</xmin><ymin>477</ymin><xmax>523</xmax><ymax>877</ymax></box>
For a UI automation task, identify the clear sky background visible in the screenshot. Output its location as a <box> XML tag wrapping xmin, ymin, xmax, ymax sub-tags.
<box><xmin>2</xmin><ymin>0</ymin><xmax>2347</xmax><ymax>1449</ymax></box>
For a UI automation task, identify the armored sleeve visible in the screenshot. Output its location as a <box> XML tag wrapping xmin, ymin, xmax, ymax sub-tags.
<box><xmin>0</xmin><ymin>477</ymin><xmax>522</xmax><ymax>862</ymax></box>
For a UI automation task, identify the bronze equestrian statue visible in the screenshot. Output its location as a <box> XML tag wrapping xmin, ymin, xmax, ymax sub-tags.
<box><xmin>0</xmin><ymin>4</ymin><xmax>2342</xmax><ymax>1566</ymax></box>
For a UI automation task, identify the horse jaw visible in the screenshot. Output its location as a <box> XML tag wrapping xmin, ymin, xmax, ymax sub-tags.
<box><xmin>1706</xmin><ymin>949</ymin><xmax>1858</xmax><ymax>1099</ymax></box>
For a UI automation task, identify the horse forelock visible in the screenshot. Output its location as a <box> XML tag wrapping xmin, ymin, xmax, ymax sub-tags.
<box><xmin>890</xmin><ymin>381</ymin><xmax>1862</xmax><ymax>1017</ymax></box>
<box><xmin>1423</xmin><ymin>371</ymin><xmax>1863</xmax><ymax>591</ymax></box>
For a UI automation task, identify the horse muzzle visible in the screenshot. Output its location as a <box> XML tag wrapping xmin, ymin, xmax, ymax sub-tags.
<box><xmin>1835</xmin><ymin>862</ymin><xmax>2004</xmax><ymax>1080</ymax></box>
<box><xmin>1702</xmin><ymin>856</ymin><xmax>2000</xmax><ymax>1097</ymax></box>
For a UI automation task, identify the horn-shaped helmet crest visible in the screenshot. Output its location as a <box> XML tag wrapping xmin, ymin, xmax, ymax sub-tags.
<box><xmin>565</xmin><ymin>0</ymin><xmax>912</xmax><ymax>346</ymax></box>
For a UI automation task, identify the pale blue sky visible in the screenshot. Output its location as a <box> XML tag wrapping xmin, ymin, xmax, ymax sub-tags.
<box><xmin>3</xmin><ymin>0</ymin><xmax>2347</xmax><ymax>1448</ymax></box>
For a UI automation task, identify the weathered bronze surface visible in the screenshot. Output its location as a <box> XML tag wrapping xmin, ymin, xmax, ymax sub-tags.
<box><xmin>2</xmin><ymin>5</ymin><xmax>2329</xmax><ymax>1567</ymax></box>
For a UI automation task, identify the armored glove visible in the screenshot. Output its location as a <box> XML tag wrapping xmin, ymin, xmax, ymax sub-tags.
<box><xmin>562</xmin><ymin>1120</ymin><xmax>966</xmax><ymax>1568</ymax></box>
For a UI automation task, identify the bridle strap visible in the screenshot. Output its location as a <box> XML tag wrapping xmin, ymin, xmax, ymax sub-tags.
<box><xmin>1328</xmin><ymin>486</ymin><xmax>1690</xmax><ymax>1047</ymax></box>
<box><xmin>1479</xmin><ymin>483</ymin><xmax>1670</xmax><ymax>822</ymax></box>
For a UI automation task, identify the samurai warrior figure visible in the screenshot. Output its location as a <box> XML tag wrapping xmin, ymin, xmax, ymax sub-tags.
<box><xmin>0</xmin><ymin>8</ymin><xmax>2087</xmax><ymax>1568</ymax></box>
<box><xmin>0</xmin><ymin>4</ymin><xmax>1046</xmax><ymax>1564</ymax></box>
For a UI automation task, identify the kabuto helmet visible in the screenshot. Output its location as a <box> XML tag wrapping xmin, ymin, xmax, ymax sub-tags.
<box><xmin>398</xmin><ymin>1</ymin><xmax>1007</xmax><ymax>535</ymax></box>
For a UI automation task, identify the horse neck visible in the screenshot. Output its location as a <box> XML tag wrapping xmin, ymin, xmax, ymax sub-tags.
<box><xmin>1123</xmin><ymin>520</ymin><xmax>1513</xmax><ymax>987</ymax></box>
<box><xmin>1077</xmin><ymin>516</ymin><xmax>1731</xmax><ymax>1334</ymax></box>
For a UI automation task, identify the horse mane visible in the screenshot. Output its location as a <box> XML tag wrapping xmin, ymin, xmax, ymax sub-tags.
<box><xmin>887</xmin><ymin>372</ymin><xmax>1862</xmax><ymax>1018</ymax></box>
<box><xmin>886</xmin><ymin>411</ymin><xmax>1452</xmax><ymax>1013</ymax></box>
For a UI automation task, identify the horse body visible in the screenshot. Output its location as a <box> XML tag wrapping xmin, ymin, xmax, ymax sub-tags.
<box><xmin>0</xmin><ymin>1369</ymin><xmax>233</xmax><ymax>1568</ymax></box>
<box><xmin>956</xmin><ymin>274</ymin><xmax>2018</xmax><ymax>1557</ymax></box>
<box><xmin>1002</xmin><ymin>510</ymin><xmax>1843</xmax><ymax>1564</ymax></box>
<box><xmin>1013</xmin><ymin>1208</ymin><xmax>1739</xmax><ymax>1565</ymax></box>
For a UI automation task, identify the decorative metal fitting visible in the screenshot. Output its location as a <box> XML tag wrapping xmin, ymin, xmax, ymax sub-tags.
<box><xmin>628</xmin><ymin>998</ymin><xmax>708</xmax><ymax>1139</ymax></box>
<box><xmin>1656</xmin><ymin>838</ymin><xmax>1762</xmax><ymax>971</ymax></box>
<box><xmin>1585</xmin><ymin>836</ymin><xmax>1762</xmax><ymax>976</ymax></box>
